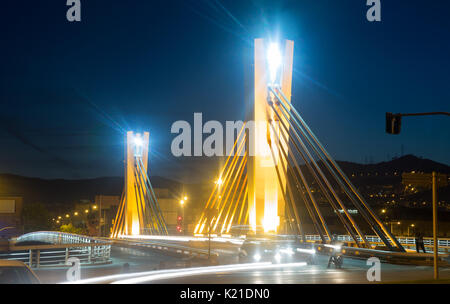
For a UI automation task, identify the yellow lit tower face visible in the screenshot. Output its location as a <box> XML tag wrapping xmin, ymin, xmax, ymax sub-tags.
<box><xmin>248</xmin><ymin>38</ymin><xmax>294</xmax><ymax>234</ymax></box>
<box><xmin>125</xmin><ymin>131</ymin><xmax>150</xmax><ymax>236</ymax></box>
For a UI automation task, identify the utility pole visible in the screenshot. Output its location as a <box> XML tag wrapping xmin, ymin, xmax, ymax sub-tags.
<box><xmin>208</xmin><ymin>220</ymin><xmax>211</xmax><ymax>259</ymax></box>
<box><xmin>432</xmin><ymin>172</ymin><xmax>439</xmax><ymax>280</ymax></box>
<box><xmin>385</xmin><ymin>111</ymin><xmax>449</xmax><ymax>278</ymax></box>
<box><xmin>99</xmin><ymin>196</ymin><xmax>102</xmax><ymax>237</ymax></box>
<box><xmin>206</xmin><ymin>208</ymin><xmax>217</xmax><ymax>260</ymax></box>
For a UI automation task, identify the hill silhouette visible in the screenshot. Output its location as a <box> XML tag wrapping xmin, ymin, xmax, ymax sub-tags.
<box><xmin>0</xmin><ymin>155</ymin><xmax>448</xmax><ymax>209</ymax></box>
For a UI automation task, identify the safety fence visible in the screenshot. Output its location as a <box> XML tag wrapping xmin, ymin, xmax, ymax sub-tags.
<box><xmin>0</xmin><ymin>231</ymin><xmax>111</xmax><ymax>268</ymax></box>
<box><xmin>113</xmin><ymin>238</ymin><xmax>218</xmax><ymax>260</ymax></box>
<box><xmin>304</xmin><ymin>234</ymin><xmax>450</xmax><ymax>253</ymax></box>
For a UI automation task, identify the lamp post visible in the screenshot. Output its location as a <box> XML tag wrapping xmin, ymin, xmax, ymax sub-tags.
<box><xmin>180</xmin><ymin>196</ymin><xmax>187</xmax><ymax>234</ymax></box>
<box><xmin>206</xmin><ymin>208</ymin><xmax>218</xmax><ymax>260</ymax></box>
<box><xmin>386</xmin><ymin>221</ymin><xmax>400</xmax><ymax>235</ymax></box>
<box><xmin>408</xmin><ymin>224</ymin><xmax>415</xmax><ymax>237</ymax></box>
<box><xmin>432</xmin><ymin>172</ymin><xmax>439</xmax><ymax>280</ymax></box>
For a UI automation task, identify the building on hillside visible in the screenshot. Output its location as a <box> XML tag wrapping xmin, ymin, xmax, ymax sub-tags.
<box><xmin>402</xmin><ymin>172</ymin><xmax>447</xmax><ymax>192</ymax></box>
<box><xmin>0</xmin><ymin>197</ymin><xmax>23</xmax><ymax>238</ymax></box>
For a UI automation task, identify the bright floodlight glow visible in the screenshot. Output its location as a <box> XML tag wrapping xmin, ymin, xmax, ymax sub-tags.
<box><xmin>253</xmin><ymin>253</ymin><xmax>261</xmax><ymax>262</ymax></box>
<box><xmin>134</xmin><ymin>134</ymin><xmax>143</xmax><ymax>147</ymax></box>
<box><xmin>267</xmin><ymin>42</ymin><xmax>282</xmax><ymax>85</ymax></box>
<box><xmin>215</xmin><ymin>178</ymin><xmax>223</xmax><ymax>186</ymax></box>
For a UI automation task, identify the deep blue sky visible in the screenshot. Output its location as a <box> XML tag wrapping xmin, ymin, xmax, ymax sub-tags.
<box><xmin>0</xmin><ymin>0</ymin><xmax>449</xmax><ymax>182</ymax></box>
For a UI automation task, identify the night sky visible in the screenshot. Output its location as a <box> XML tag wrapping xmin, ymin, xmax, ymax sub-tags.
<box><xmin>1</xmin><ymin>0</ymin><xmax>449</xmax><ymax>183</ymax></box>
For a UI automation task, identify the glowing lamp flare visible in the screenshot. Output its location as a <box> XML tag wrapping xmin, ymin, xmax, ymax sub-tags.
<box><xmin>267</xmin><ymin>42</ymin><xmax>282</xmax><ymax>84</ymax></box>
<box><xmin>134</xmin><ymin>135</ymin><xmax>143</xmax><ymax>147</ymax></box>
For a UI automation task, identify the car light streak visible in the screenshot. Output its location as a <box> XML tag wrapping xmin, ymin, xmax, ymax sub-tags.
<box><xmin>118</xmin><ymin>234</ymin><xmax>245</xmax><ymax>245</ymax></box>
<box><xmin>296</xmin><ymin>248</ymin><xmax>316</xmax><ymax>255</ymax></box>
<box><xmin>110</xmin><ymin>262</ymin><xmax>307</xmax><ymax>284</ymax></box>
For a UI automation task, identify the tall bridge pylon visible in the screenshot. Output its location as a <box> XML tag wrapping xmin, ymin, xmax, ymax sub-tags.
<box><xmin>195</xmin><ymin>38</ymin><xmax>405</xmax><ymax>252</ymax></box>
<box><xmin>111</xmin><ymin>131</ymin><xmax>168</xmax><ymax>238</ymax></box>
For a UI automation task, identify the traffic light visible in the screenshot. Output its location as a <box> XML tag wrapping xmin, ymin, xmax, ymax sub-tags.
<box><xmin>177</xmin><ymin>215</ymin><xmax>183</xmax><ymax>233</ymax></box>
<box><xmin>386</xmin><ymin>112</ymin><xmax>401</xmax><ymax>134</ymax></box>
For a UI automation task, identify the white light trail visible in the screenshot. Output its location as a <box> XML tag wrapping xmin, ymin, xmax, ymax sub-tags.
<box><xmin>324</xmin><ymin>244</ymin><xmax>342</xmax><ymax>251</ymax></box>
<box><xmin>296</xmin><ymin>248</ymin><xmax>316</xmax><ymax>255</ymax></box>
<box><xmin>111</xmin><ymin>262</ymin><xmax>307</xmax><ymax>284</ymax></box>
<box><xmin>118</xmin><ymin>234</ymin><xmax>245</xmax><ymax>245</ymax></box>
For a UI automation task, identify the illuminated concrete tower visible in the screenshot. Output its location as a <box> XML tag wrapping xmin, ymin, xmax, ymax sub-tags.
<box><xmin>248</xmin><ymin>38</ymin><xmax>294</xmax><ymax>234</ymax></box>
<box><xmin>112</xmin><ymin>131</ymin><xmax>168</xmax><ymax>237</ymax></box>
<box><xmin>124</xmin><ymin>131</ymin><xmax>149</xmax><ymax>235</ymax></box>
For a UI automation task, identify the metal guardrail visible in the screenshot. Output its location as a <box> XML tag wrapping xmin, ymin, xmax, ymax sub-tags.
<box><xmin>15</xmin><ymin>231</ymin><xmax>109</xmax><ymax>245</ymax></box>
<box><xmin>304</xmin><ymin>234</ymin><xmax>450</xmax><ymax>252</ymax></box>
<box><xmin>0</xmin><ymin>231</ymin><xmax>111</xmax><ymax>268</ymax></box>
<box><xmin>113</xmin><ymin>238</ymin><xmax>218</xmax><ymax>259</ymax></box>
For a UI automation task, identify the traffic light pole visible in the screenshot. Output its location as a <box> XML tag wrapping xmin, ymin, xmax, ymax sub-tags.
<box><xmin>386</xmin><ymin>112</ymin><xmax>450</xmax><ymax>134</ymax></box>
<box><xmin>400</xmin><ymin>112</ymin><xmax>450</xmax><ymax>117</ymax></box>
<box><xmin>182</xmin><ymin>206</ymin><xmax>185</xmax><ymax>235</ymax></box>
<box><xmin>386</xmin><ymin>112</ymin><xmax>447</xmax><ymax>280</ymax></box>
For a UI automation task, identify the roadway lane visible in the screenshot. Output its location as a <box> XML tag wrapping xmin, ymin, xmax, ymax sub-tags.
<box><xmin>33</xmin><ymin>241</ymin><xmax>450</xmax><ymax>284</ymax></box>
<box><xmin>130</xmin><ymin>255</ymin><xmax>450</xmax><ymax>284</ymax></box>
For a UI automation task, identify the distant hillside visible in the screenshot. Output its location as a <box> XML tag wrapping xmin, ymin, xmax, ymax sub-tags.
<box><xmin>0</xmin><ymin>174</ymin><xmax>181</xmax><ymax>206</ymax></box>
<box><xmin>336</xmin><ymin>155</ymin><xmax>450</xmax><ymax>175</ymax></box>
<box><xmin>0</xmin><ymin>154</ymin><xmax>448</xmax><ymax>209</ymax></box>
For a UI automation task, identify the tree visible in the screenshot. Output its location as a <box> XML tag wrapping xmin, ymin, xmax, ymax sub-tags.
<box><xmin>59</xmin><ymin>223</ymin><xmax>85</xmax><ymax>235</ymax></box>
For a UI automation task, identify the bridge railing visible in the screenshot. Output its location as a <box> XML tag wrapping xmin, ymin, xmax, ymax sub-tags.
<box><xmin>113</xmin><ymin>237</ymin><xmax>218</xmax><ymax>260</ymax></box>
<box><xmin>1</xmin><ymin>231</ymin><xmax>111</xmax><ymax>268</ymax></box>
<box><xmin>304</xmin><ymin>234</ymin><xmax>450</xmax><ymax>252</ymax></box>
<box><xmin>15</xmin><ymin>231</ymin><xmax>108</xmax><ymax>245</ymax></box>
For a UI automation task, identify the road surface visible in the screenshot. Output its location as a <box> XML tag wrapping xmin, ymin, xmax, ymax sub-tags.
<box><xmin>34</xmin><ymin>245</ymin><xmax>450</xmax><ymax>284</ymax></box>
